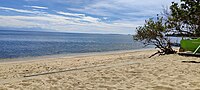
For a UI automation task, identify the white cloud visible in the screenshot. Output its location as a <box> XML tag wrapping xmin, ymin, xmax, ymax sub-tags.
<box><xmin>68</xmin><ymin>0</ymin><xmax>179</xmax><ymax>19</ymax></box>
<box><xmin>103</xmin><ymin>17</ymin><xmax>108</xmax><ymax>20</ymax></box>
<box><xmin>0</xmin><ymin>7</ymin><xmax>35</xmax><ymax>14</ymax></box>
<box><xmin>0</xmin><ymin>7</ymin><xmax>136</xmax><ymax>34</ymax></box>
<box><xmin>24</xmin><ymin>5</ymin><xmax>48</xmax><ymax>9</ymax></box>
<box><xmin>0</xmin><ymin>0</ymin><xmax>180</xmax><ymax>34</ymax></box>
<box><xmin>57</xmin><ymin>11</ymin><xmax>85</xmax><ymax>17</ymax></box>
<box><xmin>0</xmin><ymin>6</ymin><xmax>45</xmax><ymax>14</ymax></box>
<box><xmin>56</xmin><ymin>11</ymin><xmax>100</xmax><ymax>23</ymax></box>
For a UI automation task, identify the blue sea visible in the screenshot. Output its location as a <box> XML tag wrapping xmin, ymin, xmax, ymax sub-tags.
<box><xmin>0</xmin><ymin>30</ymin><xmax>151</xmax><ymax>59</ymax></box>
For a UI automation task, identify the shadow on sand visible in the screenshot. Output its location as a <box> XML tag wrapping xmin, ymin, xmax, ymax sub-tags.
<box><xmin>182</xmin><ymin>61</ymin><xmax>200</xmax><ymax>63</ymax></box>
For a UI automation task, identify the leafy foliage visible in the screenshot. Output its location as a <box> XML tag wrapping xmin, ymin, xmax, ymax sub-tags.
<box><xmin>134</xmin><ymin>16</ymin><xmax>176</xmax><ymax>56</ymax></box>
<box><xmin>134</xmin><ymin>0</ymin><xmax>200</xmax><ymax>57</ymax></box>
<box><xmin>168</xmin><ymin>0</ymin><xmax>200</xmax><ymax>36</ymax></box>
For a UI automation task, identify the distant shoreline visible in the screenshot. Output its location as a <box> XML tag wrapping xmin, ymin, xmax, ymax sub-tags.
<box><xmin>0</xmin><ymin>29</ymin><xmax>131</xmax><ymax>35</ymax></box>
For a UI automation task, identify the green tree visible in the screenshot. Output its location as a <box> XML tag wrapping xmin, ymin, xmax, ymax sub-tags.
<box><xmin>134</xmin><ymin>16</ymin><xmax>176</xmax><ymax>57</ymax></box>
<box><xmin>168</xmin><ymin>0</ymin><xmax>200</xmax><ymax>36</ymax></box>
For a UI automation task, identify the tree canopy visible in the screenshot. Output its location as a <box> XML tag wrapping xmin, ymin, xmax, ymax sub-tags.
<box><xmin>134</xmin><ymin>15</ymin><xmax>176</xmax><ymax>56</ymax></box>
<box><xmin>134</xmin><ymin>0</ymin><xmax>200</xmax><ymax>56</ymax></box>
<box><xmin>168</xmin><ymin>0</ymin><xmax>200</xmax><ymax>36</ymax></box>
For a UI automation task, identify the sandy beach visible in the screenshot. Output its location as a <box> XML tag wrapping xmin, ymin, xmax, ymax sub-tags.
<box><xmin>0</xmin><ymin>49</ymin><xmax>200</xmax><ymax>90</ymax></box>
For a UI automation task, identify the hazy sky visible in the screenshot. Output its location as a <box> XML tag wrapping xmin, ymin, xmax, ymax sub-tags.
<box><xmin>0</xmin><ymin>0</ymin><xmax>179</xmax><ymax>34</ymax></box>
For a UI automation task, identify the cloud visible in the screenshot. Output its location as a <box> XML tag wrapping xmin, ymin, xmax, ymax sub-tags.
<box><xmin>67</xmin><ymin>0</ymin><xmax>179</xmax><ymax>19</ymax></box>
<box><xmin>0</xmin><ymin>0</ymin><xmax>180</xmax><ymax>34</ymax></box>
<box><xmin>57</xmin><ymin>11</ymin><xmax>85</xmax><ymax>17</ymax></box>
<box><xmin>0</xmin><ymin>7</ymin><xmax>35</xmax><ymax>14</ymax></box>
<box><xmin>0</xmin><ymin>6</ymin><xmax>44</xmax><ymax>14</ymax></box>
<box><xmin>24</xmin><ymin>6</ymin><xmax>48</xmax><ymax>9</ymax></box>
<box><xmin>0</xmin><ymin>7</ymin><xmax>136</xmax><ymax>34</ymax></box>
<box><xmin>56</xmin><ymin>11</ymin><xmax>101</xmax><ymax>23</ymax></box>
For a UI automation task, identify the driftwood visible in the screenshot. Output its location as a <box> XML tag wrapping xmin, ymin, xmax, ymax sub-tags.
<box><xmin>149</xmin><ymin>49</ymin><xmax>177</xmax><ymax>58</ymax></box>
<box><xmin>149</xmin><ymin>51</ymin><xmax>161</xmax><ymax>58</ymax></box>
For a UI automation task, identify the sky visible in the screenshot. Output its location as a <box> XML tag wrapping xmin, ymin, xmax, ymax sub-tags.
<box><xmin>0</xmin><ymin>0</ymin><xmax>179</xmax><ymax>34</ymax></box>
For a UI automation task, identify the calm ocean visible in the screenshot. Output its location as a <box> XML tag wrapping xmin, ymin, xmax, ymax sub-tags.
<box><xmin>0</xmin><ymin>30</ymin><xmax>151</xmax><ymax>59</ymax></box>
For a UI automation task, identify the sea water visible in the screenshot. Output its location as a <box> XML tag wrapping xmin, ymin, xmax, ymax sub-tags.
<box><xmin>0</xmin><ymin>30</ymin><xmax>151</xmax><ymax>59</ymax></box>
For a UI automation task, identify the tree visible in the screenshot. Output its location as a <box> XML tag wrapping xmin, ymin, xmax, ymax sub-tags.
<box><xmin>134</xmin><ymin>15</ymin><xmax>176</xmax><ymax>58</ymax></box>
<box><xmin>134</xmin><ymin>0</ymin><xmax>200</xmax><ymax>57</ymax></box>
<box><xmin>168</xmin><ymin>0</ymin><xmax>200</xmax><ymax>37</ymax></box>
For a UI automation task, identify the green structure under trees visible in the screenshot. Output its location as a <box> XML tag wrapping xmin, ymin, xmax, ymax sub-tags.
<box><xmin>134</xmin><ymin>0</ymin><xmax>200</xmax><ymax>56</ymax></box>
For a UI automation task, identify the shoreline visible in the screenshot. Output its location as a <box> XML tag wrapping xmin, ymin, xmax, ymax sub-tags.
<box><xmin>0</xmin><ymin>48</ymin><xmax>154</xmax><ymax>63</ymax></box>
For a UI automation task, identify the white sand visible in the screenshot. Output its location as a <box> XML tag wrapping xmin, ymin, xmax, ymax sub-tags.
<box><xmin>0</xmin><ymin>49</ymin><xmax>200</xmax><ymax>90</ymax></box>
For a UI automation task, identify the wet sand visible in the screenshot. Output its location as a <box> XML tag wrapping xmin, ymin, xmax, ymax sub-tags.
<box><xmin>0</xmin><ymin>49</ymin><xmax>200</xmax><ymax>90</ymax></box>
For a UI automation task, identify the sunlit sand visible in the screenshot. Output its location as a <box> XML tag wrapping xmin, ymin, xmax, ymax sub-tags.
<box><xmin>0</xmin><ymin>49</ymin><xmax>200</xmax><ymax>89</ymax></box>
